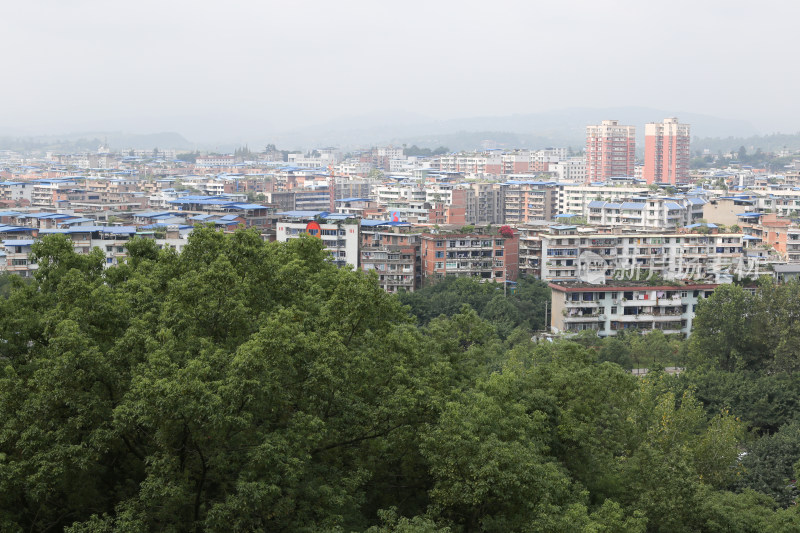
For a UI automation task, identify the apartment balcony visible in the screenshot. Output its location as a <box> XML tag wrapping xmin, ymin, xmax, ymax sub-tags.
<box><xmin>564</xmin><ymin>314</ymin><xmax>605</xmax><ymax>322</ymax></box>
<box><xmin>619</xmin><ymin>313</ymin><xmax>654</xmax><ymax>321</ymax></box>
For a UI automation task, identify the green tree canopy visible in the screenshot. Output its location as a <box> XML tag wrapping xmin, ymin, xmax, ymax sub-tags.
<box><xmin>0</xmin><ymin>231</ymin><xmax>798</xmax><ymax>531</ymax></box>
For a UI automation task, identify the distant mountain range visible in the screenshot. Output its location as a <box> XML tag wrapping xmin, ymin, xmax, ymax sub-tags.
<box><xmin>259</xmin><ymin>106</ymin><xmax>761</xmax><ymax>151</ymax></box>
<box><xmin>0</xmin><ymin>132</ymin><xmax>194</xmax><ymax>154</ymax></box>
<box><xmin>2</xmin><ymin>107</ymin><xmax>797</xmax><ymax>155</ymax></box>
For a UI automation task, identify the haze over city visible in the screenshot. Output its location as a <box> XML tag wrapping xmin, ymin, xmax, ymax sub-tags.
<box><xmin>2</xmin><ymin>0</ymin><xmax>799</xmax><ymax>145</ymax></box>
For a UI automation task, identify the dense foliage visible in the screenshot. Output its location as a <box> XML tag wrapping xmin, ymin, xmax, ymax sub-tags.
<box><xmin>397</xmin><ymin>276</ymin><xmax>550</xmax><ymax>339</ymax></box>
<box><xmin>1</xmin><ymin>230</ymin><xmax>799</xmax><ymax>531</ymax></box>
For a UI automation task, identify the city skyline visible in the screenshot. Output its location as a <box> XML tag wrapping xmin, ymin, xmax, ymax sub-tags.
<box><xmin>2</xmin><ymin>0</ymin><xmax>800</xmax><ymax>143</ymax></box>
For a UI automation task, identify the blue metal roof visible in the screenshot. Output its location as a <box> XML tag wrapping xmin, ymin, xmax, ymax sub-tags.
<box><xmin>336</xmin><ymin>198</ymin><xmax>372</xmax><ymax>203</ymax></box>
<box><xmin>685</xmin><ymin>223</ymin><xmax>719</xmax><ymax>229</ymax></box>
<box><xmin>620</xmin><ymin>202</ymin><xmax>646</xmax><ymax>210</ymax></box>
<box><xmin>138</xmin><ymin>223</ymin><xmax>194</xmax><ymax>230</ymax></box>
<box><xmin>136</xmin><ymin>211</ymin><xmax>174</xmax><ymax>218</ymax></box>
<box><xmin>0</xmin><ymin>225</ymin><xmax>34</xmax><ymax>233</ymax></box>
<box><xmin>101</xmin><ymin>226</ymin><xmax>137</xmax><ymax>234</ymax></box>
<box><xmin>227</xmin><ymin>203</ymin><xmax>267</xmax><ymax>210</ymax></box>
<box><xmin>57</xmin><ymin>217</ymin><xmax>94</xmax><ymax>225</ymax></box>
<box><xmin>2</xmin><ymin>239</ymin><xmax>35</xmax><ymax>246</ymax></box>
<box><xmin>277</xmin><ymin>211</ymin><xmax>329</xmax><ymax>218</ymax></box>
<box><xmin>360</xmin><ymin>220</ymin><xmax>411</xmax><ymax>227</ymax></box>
<box><xmin>503</xmin><ymin>180</ymin><xmax>558</xmax><ymax>186</ymax></box>
<box><xmin>665</xmin><ymin>202</ymin><xmax>683</xmax><ymax>210</ymax></box>
<box><xmin>39</xmin><ymin>228</ymin><xmax>93</xmax><ymax>234</ymax></box>
<box><xmin>587</xmin><ymin>201</ymin><xmax>605</xmax><ymax>208</ymax></box>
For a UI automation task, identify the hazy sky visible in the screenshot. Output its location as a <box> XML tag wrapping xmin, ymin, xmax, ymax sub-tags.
<box><xmin>2</xmin><ymin>0</ymin><xmax>799</xmax><ymax>141</ymax></box>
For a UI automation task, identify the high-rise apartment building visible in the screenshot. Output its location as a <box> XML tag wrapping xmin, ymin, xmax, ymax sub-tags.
<box><xmin>585</xmin><ymin>120</ymin><xmax>636</xmax><ymax>182</ymax></box>
<box><xmin>643</xmin><ymin>118</ymin><xmax>691</xmax><ymax>185</ymax></box>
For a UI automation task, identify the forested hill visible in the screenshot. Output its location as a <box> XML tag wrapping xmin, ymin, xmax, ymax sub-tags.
<box><xmin>1</xmin><ymin>229</ymin><xmax>799</xmax><ymax>532</ymax></box>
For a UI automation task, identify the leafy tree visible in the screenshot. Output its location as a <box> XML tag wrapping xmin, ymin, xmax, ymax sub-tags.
<box><xmin>1</xmin><ymin>230</ymin><xmax>798</xmax><ymax>531</ymax></box>
<box><xmin>403</xmin><ymin>145</ymin><xmax>450</xmax><ymax>157</ymax></box>
<box><xmin>398</xmin><ymin>276</ymin><xmax>550</xmax><ymax>337</ymax></box>
<box><xmin>175</xmin><ymin>151</ymin><xmax>199</xmax><ymax>163</ymax></box>
<box><xmin>597</xmin><ymin>336</ymin><xmax>633</xmax><ymax>369</ymax></box>
<box><xmin>737</xmin><ymin>419</ymin><xmax>800</xmax><ymax>506</ymax></box>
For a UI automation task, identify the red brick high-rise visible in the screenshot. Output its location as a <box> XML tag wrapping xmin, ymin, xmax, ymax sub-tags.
<box><xmin>643</xmin><ymin>117</ymin><xmax>691</xmax><ymax>185</ymax></box>
<box><xmin>585</xmin><ymin>120</ymin><xmax>636</xmax><ymax>183</ymax></box>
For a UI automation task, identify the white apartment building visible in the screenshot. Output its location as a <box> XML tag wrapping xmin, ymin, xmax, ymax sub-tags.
<box><xmin>1</xmin><ymin>226</ymin><xmax>193</xmax><ymax>274</ymax></box>
<box><xmin>31</xmin><ymin>178</ymin><xmax>80</xmax><ymax>208</ymax></box>
<box><xmin>550</xmin><ymin>281</ymin><xmax>718</xmax><ymax>337</ymax></box>
<box><xmin>122</xmin><ymin>149</ymin><xmax>177</xmax><ymax>160</ymax></box>
<box><xmin>286</xmin><ymin>154</ymin><xmax>329</xmax><ymax>169</ymax></box>
<box><xmin>372</xmin><ymin>185</ymin><xmax>427</xmax><ymax>206</ymax></box>
<box><xmin>538</xmin><ymin>226</ymin><xmax>745</xmax><ymax>283</ymax></box>
<box><xmin>334</xmin><ymin>161</ymin><xmax>373</xmax><ymax>177</ymax></box>
<box><xmin>549</xmin><ymin>157</ymin><xmax>586</xmax><ymax>183</ymax></box>
<box><xmin>558</xmin><ymin>185</ymin><xmax>650</xmax><ymax>215</ymax></box>
<box><xmin>437</xmin><ymin>154</ymin><xmax>489</xmax><ymax>174</ymax></box>
<box><xmin>530</xmin><ymin>148</ymin><xmax>568</xmax><ymax>165</ymax></box>
<box><xmin>195</xmin><ymin>156</ymin><xmax>235</xmax><ymax>168</ymax></box>
<box><xmin>586</xmin><ymin>197</ymin><xmax>706</xmax><ymax>230</ymax></box>
<box><xmin>275</xmin><ymin>220</ymin><xmax>360</xmax><ymax>268</ymax></box>
<box><xmin>374</xmin><ymin>147</ymin><xmax>405</xmax><ymax>160</ymax></box>
<box><xmin>424</xmin><ymin>184</ymin><xmax>455</xmax><ymax>205</ymax></box>
<box><xmin>0</xmin><ymin>181</ymin><xmax>34</xmax><ymax>203</ymax></box>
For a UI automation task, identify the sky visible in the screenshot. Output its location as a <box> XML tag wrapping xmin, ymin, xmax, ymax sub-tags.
<box><xmin>2</xmin><ymin>0</ymin><xmax>799</xmax><ymax>142</ymax></box>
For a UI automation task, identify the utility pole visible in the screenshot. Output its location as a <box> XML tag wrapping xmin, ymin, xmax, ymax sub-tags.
<box><xmin>544</xmin><ymin>300</ymin><xmax>548</xmax><ymax>332</ymax></box>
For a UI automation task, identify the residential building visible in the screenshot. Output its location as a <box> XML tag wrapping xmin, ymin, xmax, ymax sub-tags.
<box><xmin>1</xmin><ymin>239</ymin><xmax>36</xmax><ymax>276</ymax></box>
<box><xmin>0</xmin><ymin>181</ymin><xmax>33</xmax><ymax>203</ymax></box>
<box><xmin>420</xmin><ymin>230</ymin><xmax>519</xmax><ymax>283</ymax></box>
<box><xmin>463</xmin><ymin>183</ymin><xmax>505</xmax><ymax>225</ymax></box>
<box><xmin>586</xmin><ymin>197</ymin><xmax>705</xmax><ymax>230</ymax></box>
<box><xmin>502</xmin><ymin>180</ymin><xmax>560</xmax><ymax>224</ymax></box>
<box><xmin>643</xmin><ymin>118</ymin><xmax>691</xmax><ymax>184</ymax></box>
<box><xmin>195</xmin><ymin>156</ymin><xmax>235</xmax><ymax>168</ymax></box>
<box><xmin>549</xmin><ymin>281</ymin><xmax>719</xmax><ymax>337</ymax></box>
<box><xmin>265</xmin><ymin>188</ymin><xmax>331</xmax><ymax>214</ymax></box>
<box><xmin>360</xmin><ymin>221</ymin><xmax>421</xmax><ymax>292</ymax></box>
<box><xmin>275</xmin><ymin>214</ymin><xmax>360</xmax><ymax>268</ymax></box>
<box><xmin>539</xmin><ymin>225</ymin><xmax>745</xmax><ymax>283</ymax></box>
<box><xmin>549</xmin><ymin>157</ymin><xmax>586</xmax><ymax>183</ymax></box>
<box><xmin>517</xmin><ymin>222</ymin><xmax>551</xmax><ymax>278</ymax></box>
<box><xmin>585</xmin><ymin>120</ymin><xmax>636</xmax><ymax>182</ymax></box>
<box><xmin>559</xmin><ymin>184</ymin><xmax>649</xmax><ymax>216</ymax></box>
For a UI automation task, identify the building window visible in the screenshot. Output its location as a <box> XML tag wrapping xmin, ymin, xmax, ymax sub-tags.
<box><xmin>495</xmin><ymin>250</ymin><xmax>503</xmax><ymax>257</ymax></box>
